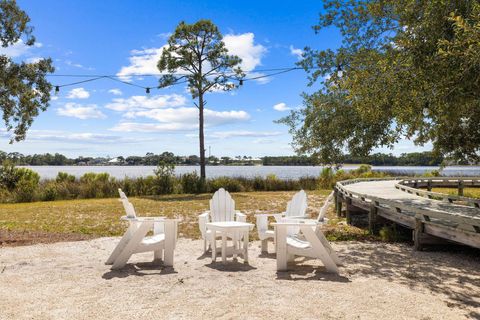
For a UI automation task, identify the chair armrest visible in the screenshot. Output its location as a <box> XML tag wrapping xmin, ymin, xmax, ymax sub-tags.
<box><xmin>121</xmin><ymin>216</ymin><xmax>166</xmax><ymax>222</ymax></box>
<box><xmin>154</xmin><ymin>218</ymin><xmax>181</xmax><ymax>235</ymax></box>
<box><xmin>235</xmin><ymin>211</ymin><xmax>246</xmax><ymax>222</ymax></box>
<box><xmin>272</xmin><ymin>220</ymin><xmax>318</xmax><ymax>227</ymax></box>
<box><xmin>198</xmin><ymin>211</ymin><xmax>210</xmax><ymax>239</ymax></box>
<box><xmin>254</xmin><ymin>212</ymin><xmax>285</xmax><ymax>217</ymax></box>
<box><xmin>288</xmin><ymin>215</ymin><xmax>310</xmax><ymax>219</ymax></box>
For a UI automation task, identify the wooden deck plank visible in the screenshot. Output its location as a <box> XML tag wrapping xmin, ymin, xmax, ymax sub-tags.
<box><xmin>337</xmin><ymin>179</ymin><xmax>480</xmax><ymax>249</ymax></box>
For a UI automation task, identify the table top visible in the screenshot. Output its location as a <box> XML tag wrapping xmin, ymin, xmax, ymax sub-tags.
<box><xmin>206</xmin><ymin>221</ymin><xmax>254</xmax><ymax>230</ymax></box>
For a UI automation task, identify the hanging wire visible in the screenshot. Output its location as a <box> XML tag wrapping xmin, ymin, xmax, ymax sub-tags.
<box><xmin>46</xmin><ymin>67</ymin><xmax>306</xmax><ymax>79</ymax></box>
<box><xmin>49</xmin><ymin>66</ymin><xmax>310</xmax><ymax>93</ymax></box>
<box><xmin>55</xmin><ymin>76</ymin><xmax>107</xmax><ymax>88</ymax></box>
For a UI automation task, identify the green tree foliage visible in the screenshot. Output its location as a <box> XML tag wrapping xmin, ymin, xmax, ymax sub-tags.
<box><xmin>0</xmin><ymin>149</ymin><xmax>447</xmax><ymax>166</ymax></box>
<box><xmin>280</xmin><ymin>1</ymin><xmax>480</xmax><ymax>164</ymax></box>
<box><xmin>153</xmin><ymin>160</ymin><xmax>176</xmax><ymax>194</ymax></box>
<box><xmin>157</xmin><ymin>20</ymin><xmax>243</xmax><ymax>179</ymax></box>
<box><xmin>0</xmin><ymin>0</ymin><xmax>54</xmax><ymax>142</ymax></box>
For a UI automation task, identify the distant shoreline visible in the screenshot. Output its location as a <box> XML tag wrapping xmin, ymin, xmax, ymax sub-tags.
<box><xmin>15</xmin><ymin>164</ymin><xmax>476</xmax><ymax>167</ymax></box>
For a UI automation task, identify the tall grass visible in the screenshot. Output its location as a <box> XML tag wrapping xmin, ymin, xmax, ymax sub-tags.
<box><xmin>0</xmin><ymin>170</ymin><xmax>323</xmax><ymax>203</ymax></box>
<box><xmin>0</xmin><ymin>162</ymin><xmax>438</xmax><ymax>204</ymax></box>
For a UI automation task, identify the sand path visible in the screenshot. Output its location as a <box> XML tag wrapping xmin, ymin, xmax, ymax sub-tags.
<box><xmin>1</xmin><ymin>238</ymin><xmax>479</xmax><ymax>319</ymax></box>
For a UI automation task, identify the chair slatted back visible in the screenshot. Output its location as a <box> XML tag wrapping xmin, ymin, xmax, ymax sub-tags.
<box><xmin>118</xmin><ymin>189</ymin><xmax>136</xmax><ymax>218</ymax></box>
<box><xmin>285</xmin><ymin>190</ymin><xmax>307</xmax><ymax>217</ymax></box>
<box><xmin>282</xmin><ymin>190</ymin><xmax>307</xmax><ymax>236</ymax></box>
<box><xmin>317</xmin><ymin>192</ymin><xmax>335</xmax><ymax>223</ymax></box>
<box><xmin>210</xmin><ymin>188</ymin><xmax>236</xmax><ymax>222</ymax></box>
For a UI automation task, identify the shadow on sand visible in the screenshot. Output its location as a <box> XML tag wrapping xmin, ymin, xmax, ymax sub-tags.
<box><xmin>337</xmin><ymin>243</ymin><xmax>480</xmax><ymax>319</ymax></box>
<box><xmin>102</xmin><ymin>261</ymin><xmax>177</xmax><ymax>279</ymax></box>
<box><xmin>204</xmin><ymin>260</ymin><xmax>257</xmax><ymax>272</ymax></box>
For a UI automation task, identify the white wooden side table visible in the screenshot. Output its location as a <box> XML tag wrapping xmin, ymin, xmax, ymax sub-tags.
<box><xmin>206</xmin><ymin>221</ymin><xmax>254</xmax><ymax>263</ymax></box>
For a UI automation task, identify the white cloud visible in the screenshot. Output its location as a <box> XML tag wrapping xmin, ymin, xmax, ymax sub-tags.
<box><xmin>157</xmin><ymin>32</ymin><xmax>172</xmax><ymax>39</ymax></box>
<box><xmin>117</xmin><ymin>32</ymin><xmax>267</xmax><ymax>83</ymax></box>
<box><xmin>252</xmin><ymin>138</ymin><xmax>276</xmax><ymax>144</ymax></box>
<box><xmin>66</xmin><ymin>87</ymin><xmax>90</xmax><ymax>99</ymax></box>
<box><xmin>1</xmin><ymin>128</ymin><xmax>136</xmax><ymax>144</ymax></box>
<box><xmin>273</xmin><ymin>102</ymin><xmax>291</xmax><ymax>112</ymax></box>
<box><xmin>26</xmin><ymin>57</ymin><xmax>43</xmax><ymax>64</ymax></box>
<box><xmin>105</xmin><ymin>94</ymin><xmax>186</xmax><ymax>111</ymax></box>
<box><xmin>20</xmin><ymin>130</ymin><xmax>149</xmax><ymax>144</ymax></box>
<box><xmin>64</xmin><ymin>60</ymin><xmax>94</xmax><ymax>70</ymax></box>
<box><xmin>57</xmin><ymin>103</ymin><xmax>106</xmax><ymax>120</ymax></box>
<box><xmin>108</xmin><ymin>88</ymin><xmax>123</xmax><ymax>96</ymax></box>
<box><xmin>289</xmin><ymin>45</ymin><xmax>303</xmax><ymax>60</ymax></box>
<box><xmin>223</xmin><ymin>33</ymin><xmax>266</xmax><ymax>71</ymax></box>
<box><xmin>113</xmin><ymin>108</ymin><xmax>249</xmax><ymax>131</ymax></box>
<box><xmin>106</xmin><ymin>93</ymin><xmax>249</xmax><ymax>133</ymax></box>
<box><xmin>0</xmin><ymin>40</ymin><xmax>42</xmax><ymax>58</ymax></box>
<box><xmin>117</xmin><ymin>46</ymin><xmax>167</xmax><ymax>80</ymax></box>
<box><xmin>110</xmin><ymin>122</ymin><xmax>197</xmax><ymax>132</ymax></box>
<box><xmin>210</xmin><ymin>130</ymin><xmax>282</xmax><ymax>139</ymax></box>
<box><xmin>223</xmin><ymin>33</ymin><xmax>268</xmax><ymax>84</ymax></box>
<box><xmin>127</xmin><ymin>107</ymin><xmax>248</xmax><ymax>123</ymax></box>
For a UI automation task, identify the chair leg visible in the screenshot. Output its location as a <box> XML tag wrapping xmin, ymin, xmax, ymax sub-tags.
<box><xmin>203</xmin><ymin>237</ymin><xmax>207</xmax><ymax>253</ymax></box>
<box><xmin>164</xmin><ymin>220</ymin><xmax>176</xmax><ymax>267</ymax></box>
<box><xmin>275</xmin><ymin>226</ymin><xmax>288</xmax><ymax>271</ymax></box>
<box><xmin>106</xmin><ymin>223</ymin><xmax>137</xmax><ymax>265</ymax></box>
<box><xmin>261</xmin><ymin>239</ymin><xmax>268</xmax><ymax>253</ymax></box>
<box><xmin>112</xmin><ymin>223</ymin><xmax>151</xmax><ymax>270</ymax></box>
<box><xmin>287</xmin><ymin>253</ymin><xmax>295</xmax><ymax>262</ymax></box>
<box><xmin>153</xmin><ymin>249</ymin><xmax>163</xmax><ymax>264</ymax></box>
<box><xmin>301</xmin><ymin>226</ymin><xmax>339</xmax><ymax>273</ymax></box>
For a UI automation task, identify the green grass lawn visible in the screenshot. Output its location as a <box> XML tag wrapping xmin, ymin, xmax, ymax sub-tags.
<box><xmin>4</xmin><ymin>186</ymin><xmax>475</xmax><ymax>246</ymax></box>
<box><xmin>431</xmin><ymin>187</ymin><xmax>480</xmax><ymax>199</ymax></box>
<box><xmin>0</xmin><ymin>190</ymin><xmax>340</xmax><ymax>239</ymax></box>
<box><xmin>0</xmin><ymin>189</ymin><xmax>387</xmax><ymax>246</ymax></box>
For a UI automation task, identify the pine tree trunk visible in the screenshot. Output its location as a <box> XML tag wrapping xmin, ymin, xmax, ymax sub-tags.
<box><xmin>198</xmin><ymin>93</ymin><xmax>206</xmax><ymax>179</ymax></box>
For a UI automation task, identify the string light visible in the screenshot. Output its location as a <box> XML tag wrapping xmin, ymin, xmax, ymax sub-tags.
<box><xmin>48</xmin><ymin>65</ymin><xmax>317</xmax><ymax>94</ymax></box>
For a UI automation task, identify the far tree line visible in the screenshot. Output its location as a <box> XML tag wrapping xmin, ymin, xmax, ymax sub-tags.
<box><xmin>0</xmin><ymin>151</ymin><xmax>463</xmax><ymax>167</ymax></box>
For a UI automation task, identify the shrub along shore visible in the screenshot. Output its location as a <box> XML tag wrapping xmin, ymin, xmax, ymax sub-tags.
<box><xmin>0</xmin><ymin>162</ymin><xmax>434</xmax><ymax>203</ymax></box>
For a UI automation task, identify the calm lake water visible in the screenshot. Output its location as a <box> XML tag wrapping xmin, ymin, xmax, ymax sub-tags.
<box><xmin>20</xmin><ymin>165</ymin><xmax>480</xmax><ymax>180</ymax></box>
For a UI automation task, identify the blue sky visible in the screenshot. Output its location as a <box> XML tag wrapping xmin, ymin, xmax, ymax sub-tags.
<box><xmin>0</xmin><ymin>0</ymin><xmax>429</xmax><ymax>158</ymax></box>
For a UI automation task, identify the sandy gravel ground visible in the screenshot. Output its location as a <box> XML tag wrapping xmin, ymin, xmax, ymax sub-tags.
<box><xmin>1</xmin><ymin>238</ymin><xmax>479</xmax><ymax>320</ymax></box>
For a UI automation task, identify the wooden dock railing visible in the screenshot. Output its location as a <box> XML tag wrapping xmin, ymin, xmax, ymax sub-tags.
<box><xmin>335</xmin><ymin>178</ymin><xmax>480</xmax><ymax>250</ymax></box>
<box><xmin>395</xmin><ymin>178</ymin><xmax>480</xmax><ymax>207</ymax></box>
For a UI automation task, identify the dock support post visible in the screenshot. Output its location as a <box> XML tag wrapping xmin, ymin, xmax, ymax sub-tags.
<box><xmin>368</xmin><ymin>204</ymin><xmax>377</xmax><ymax>234</ymax></box>
<box><xmin>427</xmin><ymin>180</ymin><xmax>432</xmax><ymax>192</ymax></box>
<box><xmin>458</xmin><ymin>180</ymin><xmax>464</xmax><ymax>196</ymax></box>
<box><xmin>334</xmin><ymin>189</ymin><xmax>338</xmax><ymax>212</ymax></box>
<box><xmin>345</xmin><ymin>198</ymin><xmax>352</xmax><ymax>225</ymax></box>
<box><xmin>336</xmin><ymin>193</ymin><xmax>343</xmax><ymax>218</ymax></box>
<box><xmin>413</xmin><ymin>217</ymin><xmax>424</xmax><ymax>251</ymax></box>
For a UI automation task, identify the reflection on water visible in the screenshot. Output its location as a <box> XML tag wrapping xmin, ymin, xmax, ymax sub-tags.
<box><xmin>19</xmin><ymin>165</ymin><xmax>480</xmax><ymax>180</ymax></box>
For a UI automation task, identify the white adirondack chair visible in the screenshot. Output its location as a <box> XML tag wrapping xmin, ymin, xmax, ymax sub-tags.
<box><xmin>255</xmin><ymin>190</ymin><xmax>308</xmax><ymax>253</ymax></box>
<box><xmin>198</xmin><ymin>188</ymin><xmax>246</xmax><ymax>253</ymax></box>
<box><xmin>106</xmin><ymin>189</ymin><xmax>179</xmax><ymax>269</ymax></box>
<box><xmin>273</xmin><ymin>191</ymin><xmax>341</xmax><ymax>273</ymax></box>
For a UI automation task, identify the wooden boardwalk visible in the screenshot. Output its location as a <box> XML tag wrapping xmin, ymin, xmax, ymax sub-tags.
<box><xmin>335</xmin><ymin>179</ymin><xmax>480</xmax><ymax>250</ymax></box>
